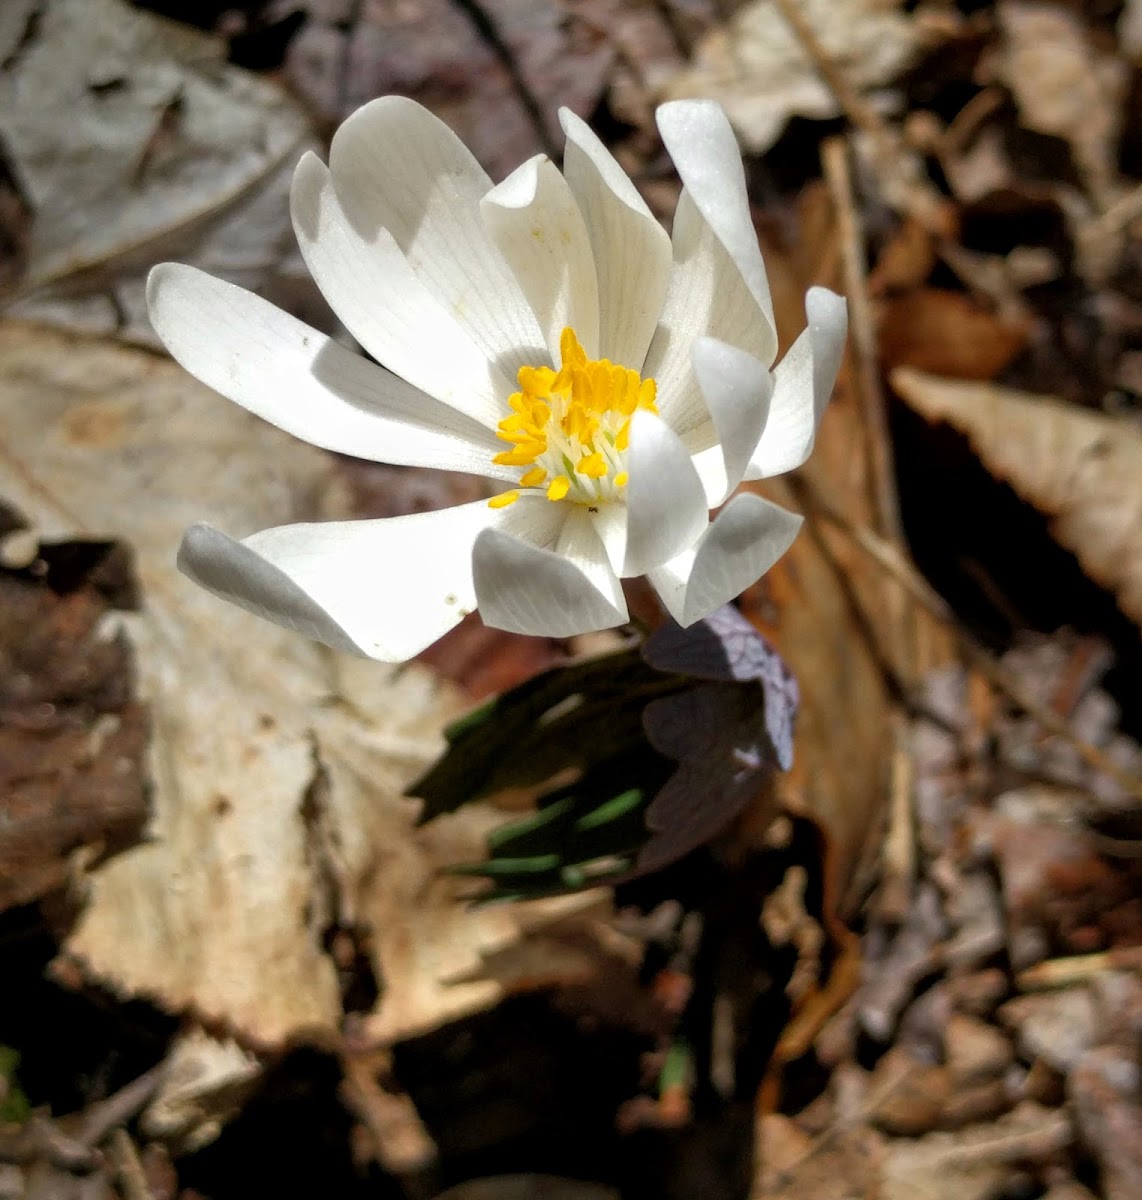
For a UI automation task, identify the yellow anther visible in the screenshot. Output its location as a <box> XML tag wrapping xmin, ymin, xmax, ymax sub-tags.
<box><xmin>518</xmin><ymin>365</ymin><xmax>556</xmax><ymax>396</ymax></box>
<box><xmin>560</xmin><ymin>326</ymin><xmax>588</xmax><ymax>369</ymax></box>
<box><xmin>493</xmin><ymin>326</ymin><xmax>656</xmax><ymax>506</ymax></box>
<box><xmin>488</xmin><ymin>490</ymin><xmax>520</xmax><ymax>509</ymax></box>
<box><xmin>493</xmin><ymin>442</ymin><xmax>546</xmax><ymax>466</ymax></box>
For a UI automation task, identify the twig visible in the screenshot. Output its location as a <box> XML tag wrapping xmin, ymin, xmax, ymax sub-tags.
<box><xmin>108</xmin><ymin>1129</ymin><xmax>152</xmax><ymax>1200</ymax></box>
<box><xmin>1017</xmin><ymin>947</ymin><xmax>1142</xmax><ymax>991</ymax></box>
<box><xmin>804</xmin><ymin>493</ymin><xmax>1142</xmax><ymax>806</ymax></box>
<box><xmin>877</xmin><ymin>713</ymin><xmax>916</xmax><ymax>921</ymax></box>
<box><xmin>1081</xmin><ymin>178</ymin><xmax>1142</xmax><ymax>245</ymax></box>
<box><xmin>771</xmin><ymin>0</ymin><xmax>1013</xmax><ymax>312</ymax></box>
<box><xmin>820</xmin><ymin>137</ymin><xmax>902</xmax><ymax>546</ymax></box>
<box><xmin>770</xmin><ymin>0</ymin><xmax>886</xmax><ymax>141</ymax></box>
<box><xmin>75</xmin><ymin>1067</ymin><xmax>164</xmax><ymax>1149</ymax></box>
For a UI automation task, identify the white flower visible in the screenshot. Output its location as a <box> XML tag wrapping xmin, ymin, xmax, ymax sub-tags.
<box><xmin>148</xmin><ymin>97</ymin><xmax>846</xmax><ymax>662</ymax></box>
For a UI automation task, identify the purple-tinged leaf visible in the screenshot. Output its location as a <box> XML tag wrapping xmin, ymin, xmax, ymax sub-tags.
<box><xmin>642</xmin><ymin>605</ymin><xmax>799</xmax><ymax>770</ymax></box>
<box><xmin>634</xmin><ymin>683</ymin><xmax>775</xmax><ymax>876</ymax></box>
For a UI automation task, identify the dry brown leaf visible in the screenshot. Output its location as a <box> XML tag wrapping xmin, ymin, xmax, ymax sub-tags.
<box><xmin>892</xmin><ymin>367</ymin><xmax>1142</xmax><ymax>631</ymax></box>
<box><xmin>661</xmin><ymin>0</ymin><xmax>924</xmax><ymax>154</ymax></box>
<box><xmin>1122</xmin><ymin>0</ymin><xmax>1142</xmax><ymax>63</ymax></box>
<box><xmin>753</xmin><ymin>1119</ymin><xmax>883</xmax><ymax>1199</ymax></box>
<box><xmin>0</xmin><ymin>321</ymin><xmax>608</xmax><ymax>1055</ymax></box>
<box><xmin>744</xmin><ymin>232</ymin><xmax>956</xmax><ymax>918</ymax></box>
<box><xmin>0</xmin><ymin>0</ymin><xmax>314</xmax><ymax>342</ymax></box>
<box><xmin>0</xmin><ymin>555</ymin><xmax>148</xmax><ymax>912</ymax></box>
<box><xmin>139</xmin><ymin>1030</ymin><xmax>261</xmax><ymax>1152</ymax></box>
<box><xmin>878</xmin><ymin>289</ymin><xmax>1030</xmax><ymax>380</ymax></box>
<box><xmin>880</xmin><ymin>1102</ymin><xmax>1072</xmax><ymax>1200</ymax></box>
<box><xmin>994</xmin><ymin>1</ymin><xmax>1127</xmax><ymax>206</ymax></box>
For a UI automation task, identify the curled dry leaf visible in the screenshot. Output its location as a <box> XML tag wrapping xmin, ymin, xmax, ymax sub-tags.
<box><xmin>0</xmin><ymin>0</ymin><xmax>314</xmax><ymax>341</ymax></box>
<box><xmin>0</xmin><ymin>321</ymin><xmax>607</xmax><ymax>1055</ymax></box>
<box><xmin>892</xmin><ymin>367</ymin><xmax>1142</xmax><ymax>631</ymax></box>
<box><xmin>878</xmin><ymin>289</ymin><xmax>1029</xmax><ymax>381</ymax></box>
<box><xmin>994</xmin><ymin>1</ymin><xmax>1127</xmax><ymax>206</ymax></box>
<box><xmin>662</xmin><ymin>0</ymin><xmax>924</xmax><ymax>154</ymax></box>
<box><xmin>139</xmin><ymin>1029</ymin><xmax>260</xmax><ymax>1153</ymax></box>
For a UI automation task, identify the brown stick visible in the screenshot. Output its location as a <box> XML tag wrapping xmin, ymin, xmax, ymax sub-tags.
<box><xmin>821</xmin><ymin>137</ymin><xmax>902</xmax><ymax>546</ymax></box>
<box><xmin>770</xmin><ymin>0</ymin><xmax>887</xmax><ymax>141</ymax></box>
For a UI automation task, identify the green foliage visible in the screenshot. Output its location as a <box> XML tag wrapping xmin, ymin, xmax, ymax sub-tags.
<box><xmin>0</xmin><ymin>1046</ymin><xmax>31</xmax><ymax>1124</ymax></box>
<box><xmin>409</xmin><ymin>607</ymin><xmax>799</xmax><ymax>900</ymax></box>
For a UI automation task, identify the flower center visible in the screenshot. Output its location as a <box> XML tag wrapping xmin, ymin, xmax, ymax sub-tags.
<box><xmin>487</xmin><ymin>327</ymin><xmax>657</xmax><ymax>510</ymax></box>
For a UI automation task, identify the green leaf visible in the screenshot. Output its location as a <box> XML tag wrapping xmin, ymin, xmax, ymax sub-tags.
<box><xmin>0</xmin><ymin>1046</ymin><xmax>30</xmax><ymax>1124</ymax></box>
<box><xmin>410</xmin><ymin>606</ymin><xmax>799</xmax><ymax>900</ymax></box>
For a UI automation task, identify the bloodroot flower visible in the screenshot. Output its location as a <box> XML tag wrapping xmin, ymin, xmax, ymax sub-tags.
<box><xmin>148</xmin><ymin>97</ymin><xmax>846</xmax><ymax>661</ymax></box>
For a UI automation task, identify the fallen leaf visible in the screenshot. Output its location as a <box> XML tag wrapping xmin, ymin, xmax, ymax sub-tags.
<box><xmin>878</xmin><ymin>289</ymin><xmax>1030</xmax><ymax>380</ymax></box>
<box><xmin>662</xmin><ymin>0</ymin><xmax>924</xmax><ymax>154</ymax></box>
<box><xmin>0</xmin><ymin>320</ymin><xmax>608</xmax><ymax>1053</ymax></box>
<box><xmin>0</xmin><ymin>0</ymin><xmax>315</xmax><ymax>342</ymax></box>
<box><xmin>993</xmin><ymin>1</ymin><xmax>1127</xmax><ymax>206</ymax></box>
<box><xmin>278</xmin><ymin>0</ymin><xmax>614</xmax><ymax>180</ymax></box>
<box><xmin>741</xmin><ymin>242</ymin><xmax>955</xmax><ymax>912</ymax></box>
<box><xmin>891</xmin><ymin>367</ymin><xmax>1142</xmax><ymax>631</ymax></box>
<box><xmin>880</xmin><ymin>1102</ymin><xmax>1072</xmax><ymax>1200</ymax></box>
<box><xmin>0</xmin><ymin>539</ymin><xmax>148</xmax><ymax>912</ymax></box>
<box><xmin>753</xmin><ymin>1120</ymin><xmax>883</xmax><ymax>1199</ymax></box>
<box><xmin>1122</xmin><ymin>0</ymin><xmax>1142</xmax><ymax>63</ymax></box>
<box><xmin>139</xmin><ymin>1029</ymin><xmax>261</xmax><ymax>1153</ymax></box>
<box><xmin>1069</xmin><ymin>1044</ymin><xmax>1142</xmax><ymax>1200</ymax></box>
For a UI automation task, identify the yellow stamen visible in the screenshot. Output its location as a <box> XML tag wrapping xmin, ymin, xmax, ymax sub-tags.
<box><xmin>488</xmin><ymin>490</ymin><xmax>520</xmax><ymax>509</ymax></box>
<box><xmin>493</xmin><ymin>442</ymin><xmax>546</xmax><ymax>466</ymax></box>
<box><xmin>577</xmin><ymin>452</ymin><xmax>607</xmax><ymax>478</ymax></box>
<box><xmin>493</xmin><ymin>326</ymin><xmax>657</xmax><ymax>506</ymax></box>
<box><xmin>560</xmin><ymin>326</ymin><xmax>588</xmax><ymax>369</ymax></box>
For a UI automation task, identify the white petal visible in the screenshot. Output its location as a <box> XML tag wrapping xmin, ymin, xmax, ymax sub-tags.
<box><xmin>745</xmin><ymin>287</ymin><xmax>847</xmax><ymax>480</ymax></box>
<box><xmin>555</xmin><ymin>505</ymin><xmax>626</xmax><ymax>615</ymax></box>
<box><xmin>622</xmin><ymin>409</ymin><xmax>709</xmax><ymax>577</ymax></box>
<box><xmin>327</xmin><ymin>96</ymin><xmax>545</xmax><ymax>376</ymax></box>
<box><xmin>657</xmin><ymin>100</ymin><xmax>777</xmax><ymax>364</ymax></box>
<box><xmin>643</xmin><ymin>189</ymin><xmax>773</xmax><ymax>437</ymax></box>
<box><xmin>177</xmin><ymin>500</ymin><xmax>516</xmax><ymax>662</ymax></box>
<box><xmin>473</xmin><ymin>509</ymin><xmax>628</xmax><ymax>638</ymax></box>
<box><xmin>689</xmin><ymin>338</ymin><xmax>771</xmax><ymax>506</ymax></box>
<box><xmin>481</xmin><ymin>155</ymin><xmax>600</xmax><ymax>361</ymax></box>
<box><xmin>291</xmin><ymin>153</ymin><xmax>512</xmax><ymax>430</ymax></box>
<box><xmin>590</xmin><ymin>502</ymin><xmax>628</xmax><ymax>577</ymax></box>
<box><xmin>648</xmin><ymin>493</ymin><xmax>803</xmax><ymax>627</ymax></box>
<box><xmin>558</xmin><ymin>108</ymin><xmax>672</xmax><ymax>371</ymax></box>
<box><xmin>147</xmin><ymin>264</ymin><xmax>515</xmax><ymax>480</ymax></box>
